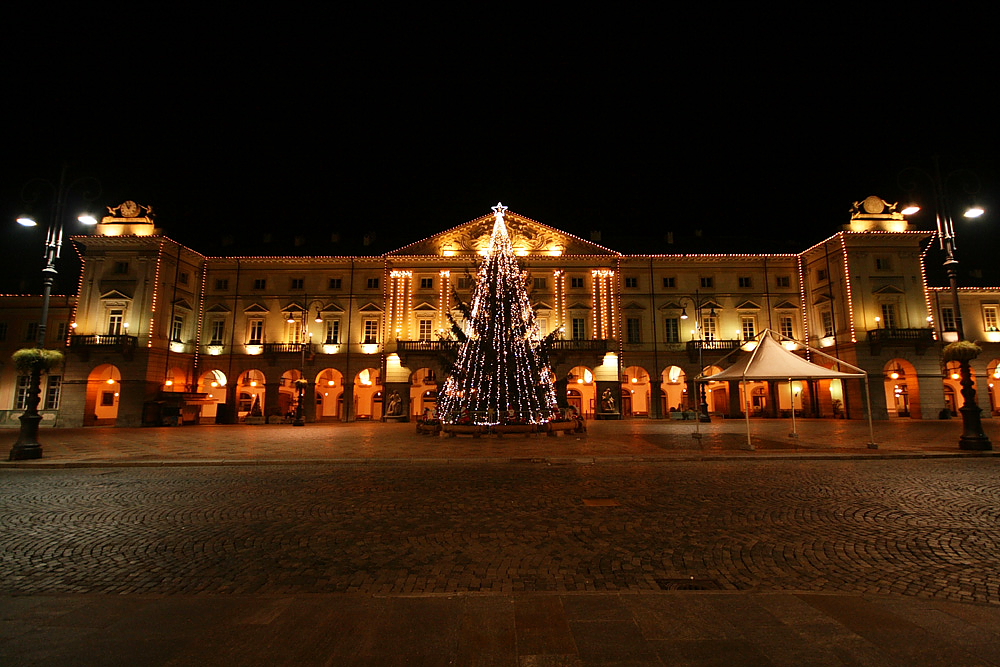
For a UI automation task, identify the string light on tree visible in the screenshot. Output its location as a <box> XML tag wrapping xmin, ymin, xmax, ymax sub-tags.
<box><xmin>437</xmin><ymin>202</ymin><xmax>559</xmax><ymax>425</ymax></box>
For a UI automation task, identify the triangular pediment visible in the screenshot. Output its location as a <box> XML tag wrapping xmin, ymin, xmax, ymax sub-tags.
<box><xmin>359</xmin><ymin>302</ymin><xmax>383</xmax><ymax>312</ymax></box>
<box><xmin>320</xmin><ymin>302</ymin><xmax>345</xmax><ymax>313</ymax></box>
<box><xmin>701</xmin><ymin>300</ymin><xmax>722</xmax><ymax>311</ymax></box>
<box><xmin>413</xmin><ymin>302</ymin><xmax>437</xmax><ymax>311</ymax></box>
<box><xmin>622</xmin><ymin>301</ymin><xmax>646</xmax><ymax>310</ymax></box>
<box><xmin>812</xmin><ymin>294</ymin><xmax>832</xmax><ymax>305</ymax></box>
<box><xmin>173</xmin><ymin>299</ymin><xmax>194</xmax><ymax>310</ymax></box>
<box><xmin>567</xmin><ymin>302</ymin><xmax>591</xmax><ymax>310</ymax></box>
<box><xmin>736</xmin><ymin>300</ymin><xmax>761</xmax><ymax>310</ymax></box>
<box><xmin>873</xmin><ymin>284</ymin><xmax>905</xmax><ymax>295</ymax></box>
<box><xmin>100</xmin><ymin>289</ymin><xmax>132</xmax><ymax>300</ymax></box>
<box><xmin>243</xmin><ymin>303</ymin><xmax>269</xmax><ymax>313</ymax></box>
<box><xmin>387</xmin><ymin>209</ymin><xmax>621</xmax><ymax>257</ymax></box>
<box><xmin>659</xmin><ymin>301</ymin><xmax>685</xmax><ymax>311</ymax></box>
<box><xmin>774</xmin><ymin>300</ymin><xmax>798</xmax><ymax>309</ymax></box>
<box><xmin>206</xmin><ymin>303</ymin><xmax>231</xmax><ymax>313</ymax></box>
<box><xmin>282</xmin><ymin>302</ymin><xmax>305</xmax><ymax>313</ymax></box>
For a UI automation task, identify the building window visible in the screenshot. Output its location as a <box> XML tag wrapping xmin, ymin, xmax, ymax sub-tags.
<box><xmin>700</xmin><ymin>277</ymin><xmax>714</xmax><ymax>289</ymax></box>
<box><xmin>571</xmin><ymin>317</ymin><xmax>586</xmax><ymax>340</ymax></box>
<box><xmin>0</xmin><ymin>322</ymin><xmax>7</xmax><ymax>341</ymax></box>
<box><xmin>325</xmin><ymin>319</ymin><xmax>341</xmax><ymax>344</ymax></box>
<box><xmin>626</xmin><ymin>317</ymin><xmax>641</xmax><ymax>343</ymax></box>
<box><xmin>247</xmin><ymin>318</ymin><xmax>264</xmax><ymax>344</ymax></box>
<box><xmin>740</xmin><ymin>315</ymin><xmax>756</xmax><ymax>340</ymax></box>
<box><xmin>253</xmin><ymin>278</ymin><xmax>267</xmax><ymax>290</ymax></box>
<box><xmin>215</xmin><ymin>278</ymin><xmax>229</xmax><ymax>291</ymax></box>
<box><xmin>624</xmin><ymin>277</ymin><xmax>638</xmax><ymax>289</ymax></box>
<box><xmin>114</xmin><ymin>261</ymin><xmax>129</xmax><ymax>274</ymax></box>
<box><xmin>367</xmin><ymin>278</ymin><xmax>380</xmax><ymax>289</ymax></box>
<box><xmin>15</xmin><ymin>376</ymin><xmax>30</xmax><ymax>410</ymax></box>
<box><xmin>571</xmin><ymin>277</ymin><xmax>585</xmax><ymax>288</ymax></box>
<box><xmin>776</xmin><ymin>276</ymin><xmax>791</xmax><ymax>288</ymax></box>
<box><xmin>941</xmin><ymin>307</ymin><xmax>957</xmax><ymax>332</ymax></box>
<box><xmin>821</xmin><ymin>310</ymin><xmax>834</xmax><ymax>337</ymax></box>
<box><xmin>418</xmin><ymin>319</ymin><xmax>433</xmax><ymax>341</ymax></box>
<box><xmin>44</xmin><ymin>375</ymin><xmax>62</xmax><ymax>410</ymax></box>
<box><xmin>779</xmin><ymin>315</ymin><xmax>795</xmax><ymax>339</ymax></box>
<box><xmin>26</xmin><ymin>322</ymin><xmax>39</xmax><ymax>342</ymax></box>
<box><xmin>56</xmin><ymin>322</ymin><xmax>68</xmax><ymax>342</ymax></box>
<box><xmin>817</xmin><ymin>268</ymin><xmax>828</xmax><ymax>282</ymax></box>
<box><xmin>663</xmin><ymin>277</ymin><xmax>676</xmax><ymax>288</ymax></box>
<box><xmin>875</xmin><ymin>256</ymin><xmax>892</xmax><ymax>271</ymax></box>
<box><xmin>179</xmin><ymin>272</ymin><xmax>189</xmax><ymax>285</ymax></box>
<box><xmin>537</xmin><ymin>318</ymin><xmax>548</xmax><ymax>335</ymax></box>
<box><xmin>738</xmin><ymin>277</ymin><xmax>752</xmax><ymax>288</ymax></box>
<box><xmin>533</xmin><ymin>277</ymin><xmax>547</xmax><ymax>290</ymax></box>
<box><xmin>170</xmin><ymin>315</ymin><xmax>184</xmax><ymax>342</ymax></box>
<box><xmin>329</xmin><ymin>278</ymin><xmax>342</xmax><ymax>289</ymax></box>
<box><xmin>702</xmin><ymin>316</ymin><xmax>717</xmax><ymax>340</ymax></box>
<box><xmin>107</xmin><ymin>309</ymin><xmax>124</xmax><ymax>335</ymax></box>
<box><xmin>664</xmin><ymin>317</ymin><xmax>680</xmax><ymax>343</ymax></box>
<box><xmin>290</xmin><ymin>278</ymin><xmax>304</xmax><ymax>290</ymax></box>
<box><xmin>210</xmin><ymin>320</ymin><xmax>225</xmax><ymax>345</ymax></box>
<box><xmin>285</xmin><ymin>318</ymin><xmax>302</xmax><ymax>343</ymax></box>
<box><xmin>880</xmin><ymin>303</ymin><xmax>897</xmax><ymax>329</ymax></box>
<box><xmin>458</xmin><ymin>277</ymin><xmax>473</xmax><ymax>289</ymax></box>
<box><xmin>983</xmin><ymin>305</ymin><xmax>999</xmax><ymax>331</ymax></box>
<box><xmin>363</xmin><ymin>319</ymin><xmax>379</xmax><ymax>344</ymax></box>
<box><xmin>420</xmin><ymin>278</ymin><xmax>434</xmax><ymax>289</ymax></box>
<box><xmin>101</xmin><ymin>391</ymin><xmax>116</xmax><ymax>407</ymax></box>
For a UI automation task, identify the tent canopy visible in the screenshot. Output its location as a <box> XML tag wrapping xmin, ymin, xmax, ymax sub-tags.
<box><xmin>701</xmin><ymin>332</ymin><xmax>865</xmax><ymax>381</ymax></box>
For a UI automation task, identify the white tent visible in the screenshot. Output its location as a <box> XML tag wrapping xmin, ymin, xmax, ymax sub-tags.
<box><xmin>696</xmin><ymin>330</ymin><xmax>876</xmax><ymax>449</ymax></box>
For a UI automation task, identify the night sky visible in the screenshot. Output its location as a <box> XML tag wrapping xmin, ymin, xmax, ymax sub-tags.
<box><xmin>3</xmin><ymin>8</ymin><xmax>997</xmax><ymax>294</ymax></box>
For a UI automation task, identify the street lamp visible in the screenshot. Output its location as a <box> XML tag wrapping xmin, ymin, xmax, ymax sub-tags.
<box><xmin>290</xmin><ymin>299</ymin><xmax>325</xmax><ymax>426</ymax></box>
<box><xmin>679</xmin><ymin>290</ymin><xmax>715</xmax><ymax>422</ymax></box>
<box><xmin>9</xmin><ymin>166</ymin><xmax>100</xmax><ymax>460</ymax></box>
<box><xmin>899</xmin><ymin>158</ymin><xmax>992</xmax><ymax>451</ymax></box>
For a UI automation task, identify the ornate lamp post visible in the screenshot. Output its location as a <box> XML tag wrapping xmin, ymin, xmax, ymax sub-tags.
<box><xmin>900</xmin><ymin>159</ymin><xmax>991</xmax><ymax>451</ymax></box>
<box><xmin>679</xmin><ymin>290</ymin><xmax>714</xmax><ymax>422</ymax></box>
<box><xmin>9</xmin><ymin>165</ymin><xmax>100</xmax><ymax>460</ymax></box>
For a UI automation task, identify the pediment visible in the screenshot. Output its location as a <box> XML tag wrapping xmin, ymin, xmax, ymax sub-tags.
<box><xmin>532</xmin><ymin>301</ymin><xmax>554</xmax><ymax>311</ymax></box>
<box><xmin>243</xmin><ymin>303</ymin><xmax>269</xmax><ymax>313</ymax></box>
<box><xmin>774</xmin><ymin>300</ymin><xmax>798</xmax><ymax>310</ymax></box>
<box><xmin>659</xmin><ymin>301</ymin><xmax>685</xmax><ymax>311</ymax></box>
<box><xmin>873</xmin><ymin>284</ymin><xmax>905</xmax><ymax>295</ymax></box>
<box><xmin>388</xmin><ymin>209</ymin><xmax>621</xmax><ymax>257</ymax></box>
<box><xmin>736</xmin><ymin>300</ymin><xmax>761</xmax><ymax>310</ymax></box>
<box><xmin>173</xmin><ymin>299</ymin><xmax>194</xmax><ymax>311</ymax></box>
<box><xmin>206</xmin><ymin>303</ymin><xmax>231</xmax><ymax>313</ymax></box>
<box><xmin>701</xmin><ymin>300</ymin><xmax>722</xmax><ymax>311</ymax></box>
<box><xmin>359</xmin><ymin>302</ymin><xmax>384</xmax><ymax>312</ymax></box>
<box><xmin>320</xmin><ymin>302</ymin><xmax>345</xmax><ymax>313</ymax></box>
<box><xmin>100</xmin><ymin>289</ymin><xmax>132</xmax><ymax>300</ymax></box>
<box><xmin>413</xmin><ymin>301</ymin><xmax>437</xmax><ymax>311</ymax></box>
<box><xmin>282</xmin><ymin>302</ymin><xmax>305</xmax><ymax>313</ymax></box>
<box><xmin>567</xmin><ymin>302</ymin><xmax>592</xmax><ymax>310</ymax></box>
<box><xmin>812</xmin><ymin>294</ymin><xmax>832</xmax><ymax>305</ymax></box>
<box><xmin>622</xmin><ymin>301</ymin><xmax>646</xmax><ymax>310</ymax></box>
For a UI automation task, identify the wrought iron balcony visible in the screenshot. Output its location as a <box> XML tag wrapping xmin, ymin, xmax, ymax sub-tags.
<box><xmin>866</xmin><ymin>328</ymin><xmax>935</xmax><ymax>354</ymax></box>
<box><xmin>396</xmin><ymin>340</ymin><xmax>460</xmax><ymax>353</ymax></box>
<box><xmin>70</xmin><ymin>334</ymin><xmax>138</xmax><ymax>350</ymax></box>
<box><xmin>548</xmin><ymin>339</ymin><xmax>611</xmax><ymax>352</ymax></box>
<box><xmin>686</xmin><ymin>338</ymin><xmax>742</xmax><ymax>363</ymax></box>
<box><xmin>263</xmin><ymin>342</ymin><xmax>313</xmax><ymax>354</ymax></box>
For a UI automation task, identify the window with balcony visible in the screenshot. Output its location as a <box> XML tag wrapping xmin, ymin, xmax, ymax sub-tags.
<box><xmin>15</xmin><ymin>376</ymin><xmax>30</xmax><ymax>410</ymax></box>
<box><xmin>983</xmin><ymin>305</ymin><xmax>999</xmax><ymax>331</ymax></box>
<box><xmin>571</xmin><ymin>317</ymin><xmax>586</xmax><ymax>340</ymax></box>
<box><xmin>779</xmin><ymin>315</ymin><xmax>795</xmax><ymax>339</ymax></box>
<box><xmin>325</xmin><ymin>319</ymin><xmax>341</xmax><ymax>344</ymax></box>
<box><xmin>741</xmin><ymin>315</ymin><xmax>756</xmax><ymax>340</ymax></box>
<box><xmin>418</xmin><ymin>319</ymin><xmax>433</xmax><ymax>341</ymax></box>
<box><xmin>363</xmin><ymin>319</ymin><xmax>379</xmax><ymax>344</ymax></box>
<box><xmin>107</xmin><ymin>309</ymin><xmax>125</xmax><ymax>336</ymax></box>
<box><xmin>664</xmin><ymin>317</ymin><xmax>680</xmax><ymax>343</ymax></box>
<box><xmin>170</xmin><ymin>315</ymin><xmax>184</xmax><ymax>342</ymax></box>
<box><xmin>702</xmin><ymin>316</ymin><xmax>717</xmax><ymax>341</ymax></box>
<box><xmin>626</xmin><ymin>317</ymin><xmax>641</xmax><ymax>343</ymax></box>
<box><xmin>879</xmin><ymin>303</ymin><xmax>897</xmax><ymax>329</ymax></box>
<box><xmin>247</xmin><ymin>318</ymin><xmax>264</xmax><ymax>344</ymax></box>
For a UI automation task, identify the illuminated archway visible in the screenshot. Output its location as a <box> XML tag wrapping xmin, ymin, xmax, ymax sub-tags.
<box><xmin>162</xmin><ymin>366</ymin><xmax>187</xmax><ymax>392</ymax></box>
<box><xmin>622</xmin><ymin>366</ymin><xmax>650</xmax><ymax>417</ymax></box>
<box><xmin>882</xmin><ymin>358</ymin><xmax>919</xmax><ymax>418</ymax></box>
<box><xmin>567</xmin><ymin>366</ymin><xmax>596</xmax><ymax>418</ymax></box>
<box><xmin>988</xmin><ymin>360</ymin><xmax>1000</xmax><ymax>416</ymax></box>
<box><xmin>196</xmin><ymin>369</ymin><xmax>229</xmax><ymax>421</ymax></box>
<box><xmin>660</xmin><ymin>366</ymin><xmax>687</xmax><ymax>412</ymax></box>
<box><xmin>236</xmin><ymin>369</ymin><xmax>266</xmax><ymax>420</ymax></box>
<box><xmin>354</xmin><ymin>367</ymin><xmax>382</xmax><ymax>420</ymax></box>
<box><xmin>314</xmin><ymin>368</ymin><xmax>344</xmax><ymax>420</ymax></box>
<box><xmin>410</xmin><ymin>367</ymin><xmax>439</xmax><ymax>419</ymax></box>
<box><xmin>86</xmin><ymin>364</ymin><xmax>121</xmax><ymax>426</ymax></box>
<box><xmin>943</xmin><ymin>360</ymin><xmax>978</xmax><ymax>418</ymax></box>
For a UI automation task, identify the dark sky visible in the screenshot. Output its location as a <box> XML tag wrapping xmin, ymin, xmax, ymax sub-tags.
<box><xmin>3</xmin><ymin>8</ymin><xmax>997</xmax><ymax>293</ymax></box>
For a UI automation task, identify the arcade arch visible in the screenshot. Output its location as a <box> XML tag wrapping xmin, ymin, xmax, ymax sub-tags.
<box><xmin>566</xmin><ymin>365</ymin><xmax>596</xmax><ymax>418</ymax></box>
<box><xmin>315</xmin><ymin>368</ymin><xmax>344</xmax><ymax>421</ymax></box>
<box><xmin>86</xmin><ymin>364</ymin><xmax>121</xmax><ymax>426</ymax></box>
<box><xmin>236</xmin><ymin>369</ymin><xmax>266</xmax><ymax>420</ymax></box>
<box><xmin>882</xmin><ymin>358</ymin><xmax>919</xmax><ymax>418</ymax></box>
<box><xmin>196</xmin><ymin>369</ymin><xmax>228</xmax><ymax>422</ymax></box>
<box><xmin>354</xmin><ymin>367</ymin><xmax>382</xmax><ymax>420</ymax></box>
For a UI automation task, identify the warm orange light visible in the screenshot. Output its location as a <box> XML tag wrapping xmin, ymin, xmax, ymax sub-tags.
<box><xmin>106</xmin><ymin>379</ymin><xmax>115</xmax><ymax>385</ymax></box>
<box><xmin>951</xmin><ymin>373</ymin><xmax>961</xmax><ymax>381</ymax></box>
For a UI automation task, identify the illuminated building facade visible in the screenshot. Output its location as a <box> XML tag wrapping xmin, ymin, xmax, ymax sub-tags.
<box><xmin>1</xmin><ymin>197</ymin><xmax>997</xmax><ymax>428</ymax></box>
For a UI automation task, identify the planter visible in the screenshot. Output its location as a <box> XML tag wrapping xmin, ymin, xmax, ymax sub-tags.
<box><xmin>442</xmin><ymin>424</ymin><xmax>484</xmax><ymax>438</ymax></box>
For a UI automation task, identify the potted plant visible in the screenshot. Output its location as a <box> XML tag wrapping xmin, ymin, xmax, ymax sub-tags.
<box><xmin>9</xmin><ymin>348</ymin><xmax>65</xmax><ymax>460</ymax></box>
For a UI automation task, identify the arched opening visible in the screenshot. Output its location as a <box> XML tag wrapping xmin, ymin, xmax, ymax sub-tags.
<box><xmin>702</xmin><ymin>365</ymin><xmax>727</xmax><ymax>415</ymax></box>
<box><xmin>943</xmin><ymin>360</ymin><xmax>978</xmax><ymax>418</ymax></box>
<box><xmin>354</xmin><ymin>367</ymin><xmax>382</xmax><ymax>420</ymax></box>
<box><xmin>661</xmin><ymin>365</ymin><xmax>687</xmax><ymax>414</ymax></box>
<box><xmin>567</xmin><ymin>366</ymin><xmax>596</xmax><ymax>418</ymax></box>
<box><xmin>162</xmin><ymin>366</ymin><xmax>187</xmax><ymax>392</ymax></box>
<box><xmin>988</xmin><ymin>360</ymin><xmax>1000</xmax><ymax>416</ymax></box>
<box><xmin>883</xmin><ymin>358</ymin><xmax>919</xmax><ymax>418</ymax></box>
<box><xmin>86</xmin><ymin>364</ymin><xmax>121</xmax><ymax>426</ymax></box>
<box><xmin>279</xmin><ymin>369</ymin><xmax>304</xmax><ymax>420</ymax></box>
<box><xmin>196</xmin><ymin>369</ymin><xmax>229</xmax><ymax>422</ymax></box>
<box><xmin>236</xmin><ymin>369</ymin><xmax>266</xmax><ymax>421</ymax></box>
<box><xmin>622</xmin><ymin>366</ymin><xmax>649</xmax><ymax>417</ymax></box>
<box><xmin>410</xmin><ymin>367</ymin><xmax>439</xmax><ymax>419</ymax></box>
<box><xmin>314</xmin><ymin>368</ymin><xmax>344</xmax><ymax>421</ymax></box>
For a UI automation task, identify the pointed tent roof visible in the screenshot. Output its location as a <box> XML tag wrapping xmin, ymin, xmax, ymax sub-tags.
<box><xmin>705</xmin><ymin>331</ymin><xmax>865</xmax><ymax>381</ymax></box>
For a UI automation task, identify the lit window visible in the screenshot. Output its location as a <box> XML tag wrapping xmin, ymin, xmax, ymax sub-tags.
<box><xmin>363</xmin><ymin>319</ymin><xmax>379</xmax><ymax>344</ymax></box>
<box><xmin>779</xmin><ymin>315</ymin><xmax>795</xmax><ymax>339</ymax></box>
<box><xmin>418</xmin><ymin>319</ymin><xmax>433</xmax><ymax>341</ymax></box>
<box><xmin>571</xmin><ymin>318</ymin><xmax>586</xmax><ymax>340</ymax></box>
<box><xmin>741</xmin><ymin>316</ymin><xmax>756</xmax><ymax>340</ymax></box>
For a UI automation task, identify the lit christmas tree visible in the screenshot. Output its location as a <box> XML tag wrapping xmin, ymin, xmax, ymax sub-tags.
<box><xmin>438</xmin><ymin>202</ymin><xmax>559</xmax><ymax>425</ymax></box>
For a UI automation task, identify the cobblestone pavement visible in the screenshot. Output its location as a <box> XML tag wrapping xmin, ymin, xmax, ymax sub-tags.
<box><xmin>3</xmin><ymin>459</ymin><xmax>1000</xmax><ymax>604</ymax></box>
